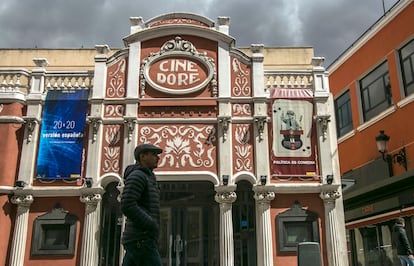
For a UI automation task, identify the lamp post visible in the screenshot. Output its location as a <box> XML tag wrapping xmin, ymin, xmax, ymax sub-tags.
<box><xmin>375</xmin><ymin>130</ymin><xmax>407</xmax><ymax>176</ymax></box>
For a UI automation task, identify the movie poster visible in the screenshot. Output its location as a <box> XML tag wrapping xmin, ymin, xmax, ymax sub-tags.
<box><xmin>36</xmin><ymin>90</ymin><xmax>89</xmax><ymax>180</ymax></box>
<box><xmin>270</xmin><ymin>89</ymin><xmax>317</xmax><ymax>179</ymax></box>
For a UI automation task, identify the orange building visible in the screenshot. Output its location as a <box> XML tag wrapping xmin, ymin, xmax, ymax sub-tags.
<box><xmin>328</xmin><ymin>0</ymin><xmax>414</xmax><ymax>265</ymax></box>
<box><xmin>0</xmin><ymin>13</ymin><xmax>348</xmax><ymax>265</ymax></box>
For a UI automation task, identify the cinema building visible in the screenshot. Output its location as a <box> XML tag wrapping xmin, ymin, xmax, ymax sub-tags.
<box><xmin>0</xmin><ymin>13</ymin><xmax>348</xmax><ymax>266</ymax></box>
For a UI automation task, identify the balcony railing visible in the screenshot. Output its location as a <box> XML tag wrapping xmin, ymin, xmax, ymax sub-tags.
<box><xmin>264</xmin><ymin>71</ymin><xmax>314</xmax><ymax>91</ymax></box>
<box><xmin>0</xmin><ymin>69</ymin><xmax>31</xmax><ymax>93</ymax></box>
<box><xmin>45</xmin><ymin>71</ymin><xmax>94</xmax><ymax>90</ymax></box>
<box><xmin>1</xmin><ymin>68</ymin><xmax>313</xmax><ymax>96</ymax></box>
<box><xmin>0</xmin><ymin>69</ymin><xmax>94</xmax><ymax>97</ymax></box>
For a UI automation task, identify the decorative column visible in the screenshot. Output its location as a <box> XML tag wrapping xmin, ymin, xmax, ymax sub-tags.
<box><xmin>79</xmin><ymin>193</ymin><xmax>102</xmax><ymax>266</ymax></box>
<box><xmin>9</xmin><ymin>194</ymin><xmax>34</xmax><ymax>266</ymax></box>
<box><xmin>320</xmin><ymin>189</ymin><xmax>348</xmax><ymax>266</ymax></box>
<box><xmin>215</xmin><ymin>190</ymin><xmax>237</xmax><ymax>266</ymax></box>
<box><xmin>254</xmin><ymin>190</ymin><xmax>275</xmax><ymax>266</ymax></box>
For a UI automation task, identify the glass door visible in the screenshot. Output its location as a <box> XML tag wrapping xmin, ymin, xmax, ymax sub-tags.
<box><xmin>159</xmin><ymin>181</ymin><xmax>219</xmax><ymax>266</ymax></box>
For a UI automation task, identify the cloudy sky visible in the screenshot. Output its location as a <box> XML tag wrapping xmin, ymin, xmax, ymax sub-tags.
<box><xmin>0</xmin><ymin>0</ymin><xmax>400</xmax><ymax>66</ymax></box>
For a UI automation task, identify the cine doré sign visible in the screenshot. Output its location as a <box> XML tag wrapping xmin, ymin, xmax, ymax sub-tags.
<box><xmin>148</xmin><ymin>57</ymin><xmax>208</xmax><ymax>92</ymax></box>
<box><xmin>142</xmin><ymin>37</ymin><xmax>215</xmax><ymax>95</ymax></box>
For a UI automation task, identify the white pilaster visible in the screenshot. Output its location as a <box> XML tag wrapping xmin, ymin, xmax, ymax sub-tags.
<box><xmin>85</xmin><ymin>47</ymin><xmax>109</xmax><ymax>180</ymax></box>
<box><xmin>18</xmin><ymin>59</ymin><xmax>47</xmax><ymax>184</ymax></box>
<box><xmin>79</xmin><ymin>193</ymin><xmax>102</xmax><ymax>266</ymax></box>
<box><xmin>254</xmin><ymin>190</ymin><xmax>275</xmax><ymax>266</ymax></box>
<box><xmin>217</xmin><ymin>16</ymin><xmax>230</xmax><ymax>35</ymax></box>
<box><xmin>215</xmin><ymin>189</ymin><xmax>237</xmax><ymax>266</ymax></box>
<box><xmin>312</xmin><ymin>57</ymin><xmax>329</xmax><ymax>99</ymax></box>
<box><xmin>320</xmin><ymin>190</ymin><xmax>348</xmax><ymax>266</ymax></box>
<box><xmin>251</xmin><ymin>44</ymin><xmax>265</xmax><ymax>98</ymax></box>
<box><xmin>313</xmin><ymin>58</ymin><xmax>349</xmax><ymax>266</ymax></box>
<box><xmin>92</xmin><ymin>45</ymin><xmax>110</xmax><ymax>99</ymax></box>
<box><xmin>251</xmin><ymin>43</ymin><xmax>270</xmax><ymax>184</ymax></box>
<box><xmin>9</xmin><ymin>194</ymin><xmax>34</xmax><ymax>266</ymax></box>
<box><xmin>126</xmin><ymin>42</ymin><xmax>141</xmax><ymax>99</ymax></box>
<box><xmin>218</xmin><ymin>40</ymin><xmax>231</xmax><ymax>98</ymax></box>
<box><xmin>129</xmin><ymin>17</ymin><xmax>145</xmax><ymax>34</ymax></box>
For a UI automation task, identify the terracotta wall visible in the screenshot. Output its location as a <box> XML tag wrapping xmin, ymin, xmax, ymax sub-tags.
<box><xmin>24</xmin><ymin>197</ymin><xmax>85</xmax><ymax>266</ymax></box>
<box><xmin>270</xmin><ymin>193</ymin><xmax>327</xmax><ymax>266</ymax></box>
<box><xmin>0</xmin><ymin>103</ymin><xmax>24</xmax><ymax>186</ymax></box>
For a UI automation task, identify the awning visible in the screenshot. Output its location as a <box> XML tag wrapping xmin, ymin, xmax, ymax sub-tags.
<box><xmin>270</xmin><ymin>87</ymin><xmax>314</xmax><ymax>99</ymax></box>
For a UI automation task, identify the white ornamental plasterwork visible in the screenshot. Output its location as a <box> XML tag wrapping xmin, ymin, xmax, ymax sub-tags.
<box><xmin>232</xmin><ymin>103</ymin><xmax>251</xmax><ymax>116</ymax></box>
<box><xmin>107</xmin><ymin>58</ymin><xmax>126</xmax><ymax>98</ymax></box>
<box><xmin>105</xmin><ymin>105</ymin><xmax>124</xmax><ymax>117</ymax></box>
<box><xmin>103</xmin><ymin>125</ymin><xmax>121</xmax><ymax>173</ymax></box>
<box><xmin>232</xmin><ymin>58</ymin><xmax>251</xmax><ymax>97</ymax></box>
<box><xmin>234</xmin><ymin>125</ymin><xmax>252</xmax><ymax>172</ymax></box>
<box><xmin>139</xmin><ymin>125</ymin><xmax>216</xmax><ymax>169</ymax></box>
<box><xmin>0</xmin><ymin>104</ymin><xmax>3</xmax><ymax>113</ymax></box>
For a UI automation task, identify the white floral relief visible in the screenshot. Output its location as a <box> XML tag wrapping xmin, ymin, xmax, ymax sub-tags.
<box><xmin>233</xmin><ymin>103</ymin><xmax>251</xmax><ymax>116</ymax></box>
<box><xmin>105</xmin><ymin>105</ymin><xmax>124</xmax><ymax>117</ymax></box>
<box><xmin>0</xmin><ymin>104</ymin><xmax>3</xmax><ymax>113</ymax></box>
<box><xmin>139</xmin><ymin>125</ymin><xmax>216</xmax><ymax>169</ymax></box>
<box><xmin>234</xmin><ymin>125</ymin><xmax>252</xmax><ymax>171</ymax></box>
<box><xmin>107</xmin><ymin>58</ymin><xmax>126</xmax><ymax>98</ymax></box>
<box><xmin>232</xmin><ymin>58</ymin><xmax>251</xmax><ymax>97</ymax></box>
<box><xmin>105</xmin><ymin>125</ymin><xmax>121</xmax><ymax>145</ymax></box>
<box><xmin>103</xmin><ymin>125</ymin><xmax>121</xmax><ymax>173</ymax></box>
<box><xmin>103</xmin><ymin>147</ymin><xmax>120</xmax><ymax>173</ymax></box>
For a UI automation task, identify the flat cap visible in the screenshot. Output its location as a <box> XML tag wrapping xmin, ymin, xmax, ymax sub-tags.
<box><xmin>134</xmin><ymin>143</ymin><xmax>163</xmax><ymax>160</ymax></box>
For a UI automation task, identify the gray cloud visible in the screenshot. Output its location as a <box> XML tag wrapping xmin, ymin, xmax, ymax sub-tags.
<box><xmin>0</xmin><ymin>0</ymin><xmax>399</xmax><ymax>65</ymax></box>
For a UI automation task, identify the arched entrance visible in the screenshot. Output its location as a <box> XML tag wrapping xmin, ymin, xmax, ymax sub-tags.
<box><xmin>159</xmin><ymin>181</ymin><xmax>219</xmax><ymax>266</ymax></box>
<box><xmin>99</xmin><ymin>181</ymin><xmax>122</xmax><ymax>266</ymax></box>
<box><xmin>234</xmin><ymin>180</ymin><xmax>257</xmax><ymax>266</ymax></box>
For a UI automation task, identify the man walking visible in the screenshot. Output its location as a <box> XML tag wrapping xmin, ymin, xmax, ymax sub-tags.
<box><xmin>121</xmin><ymin>143</ymin><xmax>163</xmax><ymax>266</ymax></box>
<box><xmin>392</xmin><ymin>217</ymin><xmax>414</xmax><ymax>266</ymax></box>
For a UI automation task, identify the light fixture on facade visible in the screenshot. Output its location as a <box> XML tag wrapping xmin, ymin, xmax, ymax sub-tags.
<box><xmin>15</xmin><ymin>180</ymin><xmax>27</xmax><ymax>188</ymax></box>
<box><xmin>260</xmin><ymin>175</ymin><xmax>267</xmax><ymax>185</ymax></box>
<box><xmin>84</xmin><ymin>177</ymin><xmax>93</xmax><ymax>188</ymax></box>
<box><xmin>326</xmin><ymin>174</ymin><xmax>334</xmax><ymax>185</ymax></box>
<box><xmin>222</xmin><ymin>175</ymin><xmax>229</xmax><ymax>186</ymax></box>
<box><xmin>375</xmin><ymin>130</ymin><xmax>407</xmax><ymax>171</ymax></box>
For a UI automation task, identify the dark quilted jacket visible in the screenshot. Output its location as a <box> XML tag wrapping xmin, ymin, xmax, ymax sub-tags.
<box><xmin>392</xmin><ymin>223</ymin><xmax>413</xmax><ymax>255</ymax></box>
<box><xmin>121</xmin><ymin>163</ymin><xmax>160</xmax><ymax>244</ymax></box>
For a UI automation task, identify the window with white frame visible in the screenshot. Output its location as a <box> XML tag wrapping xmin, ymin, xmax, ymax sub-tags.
<box><xmin>399</xmin><ymin>39</ymin><xmax>414</xmax><ymax>96</ymax></box>
<box><xmin>359</xmin><ymin>61</ymin><xmax>392</xmax><ymax>122</ymax></box>
<box><xmin>334</xmin><ymin>90</ymin><xmax>353</xmax><ymax>138</ymax></box>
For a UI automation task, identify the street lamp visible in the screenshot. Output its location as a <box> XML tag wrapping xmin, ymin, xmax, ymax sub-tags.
<box><xmin>375</xmin><ymin>130</ymin><xmax>407</xmax><ymax>174</ymax></box>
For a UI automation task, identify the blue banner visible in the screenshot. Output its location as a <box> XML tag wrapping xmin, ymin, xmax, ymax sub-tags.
<box><xmin>36</xmin><ymin>90</ymin><xmax>89</xmax><ymax>180</ymax></box>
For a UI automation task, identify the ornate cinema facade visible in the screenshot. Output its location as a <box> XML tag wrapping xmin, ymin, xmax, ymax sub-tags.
<box><xmin>0</xmin><ymin>13</ymin><xmax>348</xmax><ymax>266</ymax></box>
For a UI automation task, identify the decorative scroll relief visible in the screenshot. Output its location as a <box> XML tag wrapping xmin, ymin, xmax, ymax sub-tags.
<box><xmin>141</xmin><ymin>36</ymin><xmax>216</xmax><ymax>96</ymax></box>
<box><xmin>106</xmin><ymin>58</ymin><xmax>126</xmax><ymax>98</ymax></box>
<box><xmin>139</xmin><ymin>125</ymin><xmax>216</xmax><ymax>169</ymax></box>
<box><xmin>148</xmin><ymin>18</ymin><xmax>210</xmax><ymax>28</ymax></box>
<box><xmin>102</xmin><ymin>125</ymin><xmax>122</xmax><ymax>173</ymax></box>
<box><xmin>234</xmin><ymin>124</ymin><xmax>252</xmax><ymax>172</ymax></box>
<box><xmin>231</xmin><ymin>58</ymin><xmax>251</xmax><ymax>97</ymax></box>
<box><xmin>232</xmin><ymin>103</ymin><xmax>252</xmax><ymax>117</ymax></box>
<box><xmin>140</xmin><ymin>105</ymin><xmax>217</xmax><ymax>118</ymax></box>
<box><xmin>104</xmin><ymin>105</ymin><xmax>124</xmax><ymax>118</ymax></box>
